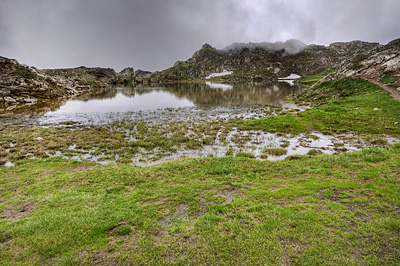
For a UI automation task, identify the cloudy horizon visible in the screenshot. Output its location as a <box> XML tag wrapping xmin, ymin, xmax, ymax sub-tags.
<box><xmin>1</xmin><ymin>0</ymin><xmax>399</xmax><ymax>72</ymax></box>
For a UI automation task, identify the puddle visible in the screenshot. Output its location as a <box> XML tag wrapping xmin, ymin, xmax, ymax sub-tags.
<box><xmin>4</xmin><ymin>162</ymin><xmax>15</xmax><ymax>167</ymax></box>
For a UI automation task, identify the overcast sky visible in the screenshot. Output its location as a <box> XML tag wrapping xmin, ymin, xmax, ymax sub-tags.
<box><xmin>1</xmin><ymin>0</ymin><xmax>399</xmax><ymax>72</ymax></box>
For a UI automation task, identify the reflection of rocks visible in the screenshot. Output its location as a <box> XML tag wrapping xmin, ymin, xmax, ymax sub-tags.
<box><xmin>0</xmin><ymin>82</ymin><xmax>299</xmax><ymax>116</ymax></box>
<box><xmin>120</xmin><ymin>88</ymin><xmax>136</xmax><ymax>97</ymax></box>
<box><xmin>163</xmin><ymin>82</ymin><xmax>300</xmax><ymax>107</ymax></box>
<box><xmin>76</xmin><ymin>87</ymin><xmax>118</xmax><ymax>101</ymax></box>
<box><xmin>76</xmin><ymin>87</ymin><xmax>136</xmax><ymax>101</ymax></box>
<box><xmin>0</xmin><ymin>99</ymin><xmax>67</xmax><ymax>116</ymax></box>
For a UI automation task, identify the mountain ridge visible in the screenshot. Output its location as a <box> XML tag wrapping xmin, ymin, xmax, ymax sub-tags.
<box><xmin>150</xmin><ymin>39</ymin><xmax>383</xmax><ymax>83</ymax></box>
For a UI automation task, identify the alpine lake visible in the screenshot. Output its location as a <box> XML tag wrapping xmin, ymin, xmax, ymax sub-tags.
<box><xmin>0</xmin><ymin>81</ymin><xmax>396</xmax><ymax>166</ymax></box>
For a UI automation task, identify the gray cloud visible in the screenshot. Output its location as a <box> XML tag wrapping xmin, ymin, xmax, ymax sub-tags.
<box><xmin>0</xmin><ymin>0</ymin><xmax>399</xmax><ymax>71</ymax></box>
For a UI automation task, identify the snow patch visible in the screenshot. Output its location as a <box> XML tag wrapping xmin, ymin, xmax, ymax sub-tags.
<box><xmin>278</xmin><ymin>74</ymin><xmax>301</xmax><ymax>80</ymax></box>
<box><xmin>206</xmin><ymin>70</ymin><xmax>232</xmax><ymax>79</ymax></box>
<box><xmin>278</xmin><ymin>74</ymin><xmax>301</xmax><ymax>86</ymax></box>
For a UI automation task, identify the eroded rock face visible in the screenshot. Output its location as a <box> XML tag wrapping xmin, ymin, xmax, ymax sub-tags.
<box><xmin>321</xmin><ymin>39</ymin><xmax>400</xmax><ymax>88</ymax></box>
<box><xmin>0</xmin><ymin>56</ymin><xmax>80</xmax><ymax>105</ymax></box>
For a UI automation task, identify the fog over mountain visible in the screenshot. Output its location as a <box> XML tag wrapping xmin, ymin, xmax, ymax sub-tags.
<box><xmin>222</xmin><ymin>40</ymin><xmax>309</xmax><ymax>55</ymax></box>
<box><xmin>0</xmin><ymin>0</ymin><xmax>399</xmax><ymax>71</ymax></box>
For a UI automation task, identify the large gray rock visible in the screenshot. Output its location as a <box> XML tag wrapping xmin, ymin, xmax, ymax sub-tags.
<box><xmin>116</xmin><ymin>67</ymin><xmax>135</xmax><ymax>84</ymax></box>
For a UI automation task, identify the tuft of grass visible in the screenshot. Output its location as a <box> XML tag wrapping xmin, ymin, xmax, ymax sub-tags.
<box><xmin>348</xmin><ymin>53</ymin><xmax>371</xmax><ymax>70</ymax></box>
<box><xmin>298</xmin><ymin>70</ymin><xmax>332</xmax><ymax>85</ymax></box>
<box><xmin>112</xmin><ymin>226</ymin><xmax>132</xmax><ymax>236</ymax></box>
<box><xmin>14</xmin><ymin>65</ymin><xmax>36</xmax><ymax>80</ymax></box>
<box><xmin>235</xmin><ymin>152</ymin><xmax>255</xmax><ymax>158</ymax></box>
<box><xmin>381</xmin><ymin>71</ymin><xmax>399</xmax><ymax>87</ymax></box>
<box><xmin>262</xmin><ymin>147</ymin><xmax>287</xmax><ymax>156</ymax></box>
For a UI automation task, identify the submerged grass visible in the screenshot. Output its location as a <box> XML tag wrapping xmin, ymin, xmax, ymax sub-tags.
<box><xmin>0</xmin><ymin>145</ymin><xmax>399</xmax><ymax>265</ymax></box>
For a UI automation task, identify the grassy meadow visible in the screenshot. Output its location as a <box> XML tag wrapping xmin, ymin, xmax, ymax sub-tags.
<box><xmin>0</xmin><ymin>76</ymin><xmax>399</xmax><ymax>265</ymax></box>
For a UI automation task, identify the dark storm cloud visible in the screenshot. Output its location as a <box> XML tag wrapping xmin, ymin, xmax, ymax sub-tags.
<box><xmin>0</xmin><ymin>0</ymin><xmax>399</xmax><ymax>71</ymax></box>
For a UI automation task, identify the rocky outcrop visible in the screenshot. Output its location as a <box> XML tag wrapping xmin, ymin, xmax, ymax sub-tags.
<box><xmin>44</xmin><ymin>67</ymin><xmax>118</xmax><ymax>88</ymax></box>
<box><xmin>319</xmin><ymin>39</ymin><xmax>400</xmax><ymax>89</ymax></box>
<box><xmin>135</xmin><ymin>69</ymin><xmax>152</xmax><ymax>84</ymax></box>
<box><xmin>115</xmin><ymin>67</ymin><xmax>135</xmax><ymax>84</ymax></box>
<box><xmin>0</xmin><ymin>56</ymin><xmax>80</xmax><ymax>106</ymax></box>
<box><xmin>151</xmin><ymin>40</ymin><xmax>381</xmax><ymax>83</ymax></box>
<box><xmin>45</xmin><ymin>66</ymin><xmax>152</xmax><ymax>87</ymax></box>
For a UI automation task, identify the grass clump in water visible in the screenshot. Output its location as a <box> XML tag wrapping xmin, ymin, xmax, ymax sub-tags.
<box><xmin>262</xmin><ymin>147</ymin><xmax>287</xmax><ymax>156</ymax></box>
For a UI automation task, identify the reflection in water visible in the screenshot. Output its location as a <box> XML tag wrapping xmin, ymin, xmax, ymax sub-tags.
<box><xmin>164</xmin><ymin>82</ymin><xmax>300</xmax><ymax>107</ymax></box>
<box><xmin>205</xmin><ymin>82</ymin><xmax>233</xmax><ymax>91</ymax></box>
<box><xmin>0</xmin><ymin>82</ymin><xmax>300</xmax><ymax>116</ymax></box>
<box><xmin>51</xmin><ymin>90</ymin><xmax>194</xmax><ymax>114</ymax></box>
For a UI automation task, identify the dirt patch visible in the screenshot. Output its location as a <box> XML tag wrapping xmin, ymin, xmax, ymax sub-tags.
<box><xmin>365</xmin><ymin>78</ymin><xmax>400</xmax><ymax>101</ymax></box>
<box><xmin>280</xmin><ymin>238</ymin><xmax>310</xmax><ymax>266</ymax></box>
<box><xmin>75</xmin><ymin>250</ymin><xmax>121</xmax><ymax>266</ymax></box>
<box><xmin>158</xmin><ymin>204</ymin><xmax>188</xmax><ymax>227</ymax></box>
<box><xmin>1</xmin><ymin>201</ymin><xmax>36</xmax><ymax>221</ymax></box>
<box><xmin>270</xmin><ymin>185</ymin><xmax>283</xmax><ymax>192</ymax></box>
<box><xmin>216</xmin><ymin>190</ymin><xmax>237</xmax><ymax>205</ymax></box>
<box><xmin>140</xmin><ymin>197</ymin><xmax>167</xmax><ymax>207</ymax></box>
<box><xmin>107</xmin><ymin>221</ymin><xmax>128</xmax><ymax>233</ymax></box>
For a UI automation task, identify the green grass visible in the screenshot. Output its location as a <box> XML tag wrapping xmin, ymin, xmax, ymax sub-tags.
<box><xmin>1</xmin><ymin>75</ymin><xmax>400</xmax><ymax>264</ymax></box>
<box><xmin>238</xmin><ymin>77</ymin><xmax>400</xmax><ymax>135</ymax></box>
<box><xmin>349</xmin><ymin>53</ymin><xmax>371</xmax><ymax>70</ymax></box>
<box><xmin>381</xmin><ymin>71</ymin><xmax>399</xmax><ymax>88</ymax></box>
<box><xmin>236</xmin><ymin>113</ymin><xmax>311</xmax><ymax>135</ymax></box>
<box><xmin>262</xmin><ymin>147</ymin><xmax>287</xmax><ymax>156</ymax></box>
<box><xmin>0</xmin><ymin>144</ymin><xmax>399</xmax><ymax>265</ymax></box>
<box><xmin>298</xmin><ymin>70</ymin><xmax>332</xmax><ymax>85</ymax></box>
<box><xmin>14</xmin><ymin>65</ymin><xmax>36</xmax><ymax>80</ymax></box>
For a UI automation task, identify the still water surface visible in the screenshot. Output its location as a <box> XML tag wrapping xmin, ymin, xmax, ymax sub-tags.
<box><xmin>49</xmin><ymin>82</ymin><xmax>300</xmax><ymax>115</ymax></box>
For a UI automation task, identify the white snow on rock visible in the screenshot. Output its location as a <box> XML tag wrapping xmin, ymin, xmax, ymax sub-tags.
<box><xmin>278</xmin><ymin>74</ymin><xmax>301</xmax><ymax>85</ymax></box>
<box><xmin>206</xmin><ymin>70</ymin><xmax>233</xmax><ymax>79</ymax></box>
<box><xmin>278</xmin><ymin>74</ymin><xmax>301</xmax><ymax>80</ymax></box>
